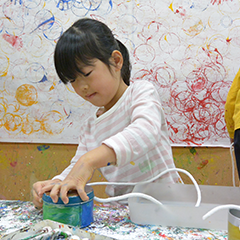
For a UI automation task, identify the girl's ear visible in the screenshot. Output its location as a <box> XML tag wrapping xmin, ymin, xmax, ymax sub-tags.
<box><xmin>111</xmin><ymin>50</ymin><xmax>123</xmax><ymax>71</ymax></box>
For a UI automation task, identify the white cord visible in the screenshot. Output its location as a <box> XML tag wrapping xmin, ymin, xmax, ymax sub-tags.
<box><xmin>94</xmin><ymin>193</ymin><xmax>162</xmax><ymax>206</ymax></box>
<box><xmin>202</xmin><ymin>204</ymin><xmax>240</xmax><ymax>220</ymax></box>
<box><xmin>201</xmin><ymin>145</ymin><xmax>240</xmax><ymax>221</ymax></box>
<box><xmin>230</xmin><ymin>142</ymin><xmax>236</xmax><ymax>187</ymax></box>
<box><xmin>87</xmin><ymin>167</ymin><xmax>201</xmax><ymax>207</ymax></box>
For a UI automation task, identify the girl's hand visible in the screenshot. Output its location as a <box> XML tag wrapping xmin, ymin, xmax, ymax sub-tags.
<box><xmin>49</xmin><ymin>160</ymin><xmax>94</xmax><ymax>204</ymax></box>
<box><xmin>32</xmin><ymin>179</ymin><xmax>62</xmax><ymax>208</ymax></box>
<box><xmin>48</xmin><ymin>144</ymin><xmax>116</xmax><ymax>204</ymax></box>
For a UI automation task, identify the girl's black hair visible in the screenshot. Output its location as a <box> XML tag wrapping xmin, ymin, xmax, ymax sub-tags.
<box><xmin>54</xmin><ymin>18</ymin><xmax>131</xmax><ymax>86</ymax></box>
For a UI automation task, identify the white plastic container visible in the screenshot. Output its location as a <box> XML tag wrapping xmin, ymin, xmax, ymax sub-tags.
<box><xmin>128</xmin><ymin>183</ymin><xmax>240</xmax><ymax>230</ymax></box>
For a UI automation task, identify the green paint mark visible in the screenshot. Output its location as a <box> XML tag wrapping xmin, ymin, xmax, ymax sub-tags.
<box><xmin>139</xmin><ymin>160</ymin><xmax>155</xmax><ymax>173</ymax></box>
<box><xmin>189</xmin><ymin>147</ymin><xmax>197</xmax><ymax>155</ymax></box>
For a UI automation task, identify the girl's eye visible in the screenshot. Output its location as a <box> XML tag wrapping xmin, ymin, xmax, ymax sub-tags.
<box><xmin>84</xmin><ymin>71</ymin><xmax>92</xmax><ymax>77</ymax></box>
<box><xmin>69</xmin><ymin>79</ymin><xmax>75</xmax><ymax>83</ymax></box>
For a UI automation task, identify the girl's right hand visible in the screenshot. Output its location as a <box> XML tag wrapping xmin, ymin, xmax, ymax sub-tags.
<box><xmin>32</xmin><ymin>179</ymin><xmax>62</xmax><ymax>208</ymax></box>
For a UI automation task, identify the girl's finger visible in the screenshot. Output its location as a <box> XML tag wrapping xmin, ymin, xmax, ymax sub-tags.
<box><xmin>40</xmin><ymin>181</ymin><xmax>60</xmax><ymax>196</ymax></box>
<box><xmin>59</xmin><ymin>182</ymin><xmax>75</xmax><ymax>204</ymax></box>
<box><xmin>32</xmin><ymin>190</ymin><xmax>43</xmax><ymax>208</ymax></box>
<box><xmin>77</xmin><ymin>187</ymin><xmax>89</xmax><ymax>201</ymax></box>
<box><xmin>50</xmin><ymin>183</ymin><xmax>61</xmax><ymax>203</ymax></box>
<box><xmin>33</xmin><ymin>183</ymin><xmax>43</xmax><ymax>197</ymax></box>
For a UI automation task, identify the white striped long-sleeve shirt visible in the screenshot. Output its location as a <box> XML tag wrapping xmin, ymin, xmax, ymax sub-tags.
<box><xmin>53</xmin><ymin>80</ymin><xmax>181</xmax><ymax>197</ymax></box>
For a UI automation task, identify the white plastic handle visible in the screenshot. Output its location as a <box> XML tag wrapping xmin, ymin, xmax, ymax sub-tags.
<box><xmin>87</xmin><ymin>167</ymin><xmax>201</xmax><ymax>207</ymax></box>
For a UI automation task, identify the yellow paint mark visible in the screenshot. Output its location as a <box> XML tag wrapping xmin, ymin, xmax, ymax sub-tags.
<box><xmin>49</xmin><ymin>81</ymin><xmax>57</xmax><ymax>91</ymax></box>
<box><xmin>22</xmin><ymin>118</ymin><xmax>42</xmax><ymax>135</ymax></box>
<box><xmin>130</xmin><ymin>161</ymin><xmax>135</xmax><ymax>165</ymax></box>
<box><xmin>209</xmin><ymin>157</ymin><xmax>214</xmax><ymax>163</ymax></box>
<box><xmin>0</xmin><ymin>156</ymin><xmax>10</xmax><ymax>170</ymax></box>
<box><xmin>49</xmin><ymin>85</ymin><xmax>55</xmax><ymax>91</ymax></box>
<box><xmin>169</xmin><ymin>2</ymin><xmax>174</xmax><ymax>12</ymax></box>
<box><xmin>15</xmin><ymin>84</ymin><xmax>38</xmax><ymax>106</ymax></box>
<box><xmin>66</xmin><ymin>84</ymin><xmax>76</xmax><ymax>93</ymax></box>
<box><xmin>42</xmin><ymin>110</ymin><xmax>64</xmax><ymax>135</ymax></box>
<box><xmin>0</xmin><ymin>55</ymin><xmax>9</xmax><ymax>77</ymax></box>
<box><xmin>186</xmin><ymin>20</ymin><xmax>203</xmax><ymax>37</ymax></box>
<box><xmin>164</xmin><ymin>34</ymin><xmax>168</xmax><ymax>42</ymax></box>
<box><xmin>0</xmin><ymin>103</ymin><xmax>7</xmax><ymax>123</ymax></box>
<box><xmin>4</xmin><ymin>113</ymin><xmax>22</xmax><ymax>131</ymax></box>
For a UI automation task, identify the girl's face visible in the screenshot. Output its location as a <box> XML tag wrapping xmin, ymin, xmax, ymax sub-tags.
<box><xmin>70</xmin><ymin>51</ymin><xmax>128</xmax><ymax>112</ymax></box>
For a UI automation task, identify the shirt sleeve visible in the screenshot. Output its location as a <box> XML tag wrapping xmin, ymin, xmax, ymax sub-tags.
<box><xmin>225</xmin><ymin>69</ymin><xmax>240</xmax><ymax>139</ymax></box>
<box><xmin>52</xmin><ymin>135</ymin><xmax>88</xmax><ymax>181</ymax></box>
<box><xmin>103</xmin><ymin>81</ymin><xmax>166</xmax><ymax>166</ymax></box>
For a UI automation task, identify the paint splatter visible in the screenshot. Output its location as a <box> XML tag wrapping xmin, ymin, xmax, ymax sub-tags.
<box><xmin>197</xmin><ymin>160</ymin><xmax>209</xmax><ymax>169</ymax></box>
<box><xmin>10</xmin><ymin>161</ymin><xmax>17</xmax><ymax>167</ymax></box>
<box><xmin>169</xmin><ymin>2</ymin><xmax>174</xmax><ymax>12</ymax></box>
<box><xmin>2</xmin><ymin>34</ymin><xmax>23</xmax><ymax>51</ymax></box>
<box><xmin>211</xmin><ymin>0</ymin><xmax>232</xmax><ymax>5</ymax></box>
<box><xmin>37</xmin><ymin>145</ymin><xmax>50</xmax><ymax>151</ymax></box>
<box><xmin>175</xmin><ymin>6</ymin><xmax>186</xmax><ymax>18</ymax></box>
<box><xmin>130</xmin><ymin>161</ymin><xmax>135</xmax><ymax>165</ymax></box>
<box><xmin>15</xmin><ymin>84</ymin><xmax>38</xmax><ymax>106</ymax></box>
<box><xmin>189</xmin><ymin>147</ymin><xmax>197</xmax><ymax>155</ymax></box>
<box><xmin>0</xmin><ymin>201</ymin><xmax>228</xmax><ymax>239</ymax></box>
<box><xmin>4</xmin><ymin>113</ymin><xmax>22</xmax><ymax>132</ymax></box>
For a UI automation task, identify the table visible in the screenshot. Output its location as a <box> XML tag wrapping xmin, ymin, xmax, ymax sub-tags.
<box><xmin>0</xmin><ymin>200</ymin><xmax>228</xmax><ymax>239</ymax></box>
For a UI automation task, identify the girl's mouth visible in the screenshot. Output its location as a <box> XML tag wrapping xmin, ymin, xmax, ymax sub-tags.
<box><xmin>86</xmin><ymin>92</ymin><xmax>96</xmax><ymax>99</ymax></box>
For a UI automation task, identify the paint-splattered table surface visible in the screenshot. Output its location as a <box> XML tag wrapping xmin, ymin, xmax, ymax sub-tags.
<box><xmin>0</xmin><ymin>200</ymin><xmax>227</xmax><ymax>240</ymax></box>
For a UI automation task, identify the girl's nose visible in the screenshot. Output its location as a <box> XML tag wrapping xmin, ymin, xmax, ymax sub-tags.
<box><xmin>81</xmin><ymin>83</ymin><xmax>88</xmax><ymax>92</ymax></box>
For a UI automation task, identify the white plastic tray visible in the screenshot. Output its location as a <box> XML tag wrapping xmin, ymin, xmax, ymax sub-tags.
<box><xmin>128</xmin><ymin>183</ymin><xmax>240</xmax><ymax>230</ymax></box>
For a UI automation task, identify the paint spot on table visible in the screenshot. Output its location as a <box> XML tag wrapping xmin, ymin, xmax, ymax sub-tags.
<box><xmin>130</xmin><ymin>161</ymin><xmax>135</xmax><ymax>166</ymax></box>
<box><xmin>10</xmin><ymin>161</ymin><xmax>17</xmax><ymax>167</ymax></box>
<box><xmin>197</xmin><ymin>160</ymin><xmax>209</xmax><ymax>169</ymax></box>
<box><xmin>37</xmin><ymin>145</ymin><xmax>50</xmax><ymax>151</ymax></box>
<box><xmin>189</xmin><ymin>147</ymin><xmax>197</xmax><ymax>155</ymax></box>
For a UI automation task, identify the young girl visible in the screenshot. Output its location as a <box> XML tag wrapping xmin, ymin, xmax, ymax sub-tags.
<box><xmin>32</xmin><ymin>18</ymin><xmax>182</xmax><ymax>208</ymax></box>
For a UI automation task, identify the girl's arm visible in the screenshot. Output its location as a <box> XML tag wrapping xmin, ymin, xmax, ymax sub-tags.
<box><xmin>103</xmin><ymin>81</ymin><xmax>166</xmax><ymax>166</ymax></box>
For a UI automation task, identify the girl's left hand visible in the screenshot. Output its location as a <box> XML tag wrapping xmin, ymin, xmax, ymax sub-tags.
<box><xmin>48</xmin><ymin>159</ymin><xmax>94</xmax><ymax>204</ymax></box>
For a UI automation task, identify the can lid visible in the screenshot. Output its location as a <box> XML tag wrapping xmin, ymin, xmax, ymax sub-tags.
<box><xmin>42</xmin><ymin>185</ymin><xmax>94</xmax><ymax>205</ymax></box>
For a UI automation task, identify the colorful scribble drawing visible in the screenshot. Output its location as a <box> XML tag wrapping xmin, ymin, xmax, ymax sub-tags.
<box><xmin>55</xmin><ymin>0</ymin><xmax>113</xmax><ymax>16</ymax></box>
<box><xmin>0</xmin><ymin>0</ymin><xmax>240</xmax><ymax>146</ymax></box>
<box><xmin>211</xmin><ymin>0</ymin><xmax>233</xmax><ymax>5</ymax></box>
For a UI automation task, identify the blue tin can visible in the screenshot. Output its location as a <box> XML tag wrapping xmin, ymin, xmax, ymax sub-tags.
<box><xmin>42</xmin><ymin>186</ymin><xmax>94</xmax><ymax>228</ymax></box>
